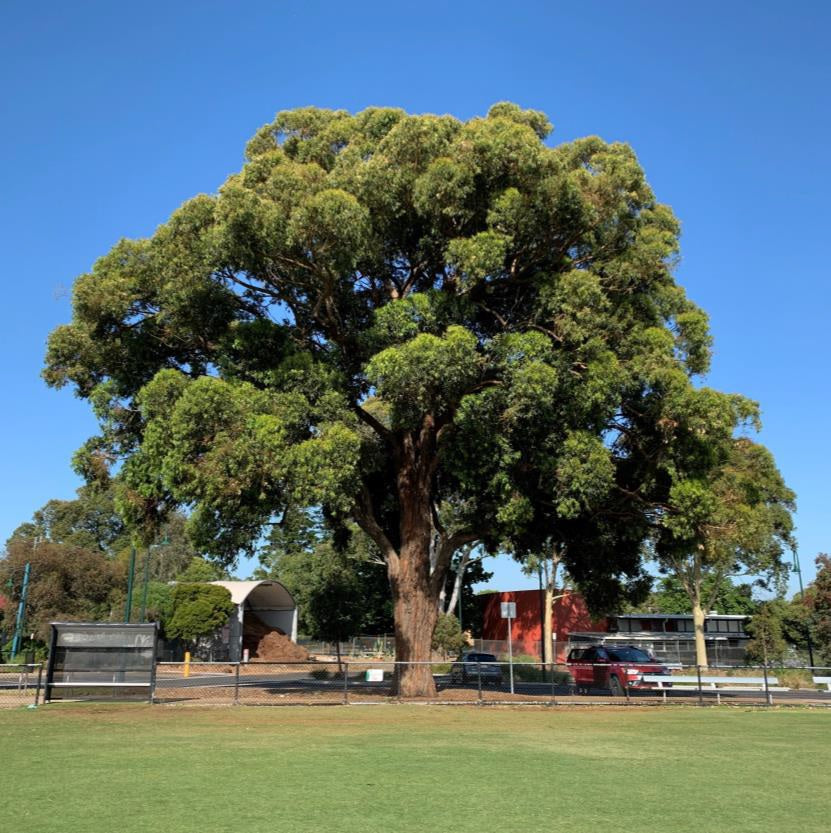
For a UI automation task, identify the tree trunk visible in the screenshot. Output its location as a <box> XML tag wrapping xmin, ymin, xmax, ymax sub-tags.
<box><xmin>692</xmin><ymin>600</ymin><xmax>708</xmax><ymax>669</ymax></box>
<box><xmin>543</xmin><ymin>582</ymin><xmax>554</xmax><ymax>665</ymax></box>
<box><xmin>390</xmin><ymin>543</ymin><xmax>440</xmax><ymax>697</ymax></box>
<box><xmin>388</xmin><ymin>435</ymin><xmax>443</xmax><ymax>697</ymax></box>
<box><xmin>445</xmin><ymin>548</ymin><xmax>470</xmax><ymax>617</ymax></box>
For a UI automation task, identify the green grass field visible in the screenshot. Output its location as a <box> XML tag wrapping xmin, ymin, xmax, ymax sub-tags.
<box><xmin>1</xmin><ymin>705</ymin><xmax>828</xmax><ymax>833</ymax></box>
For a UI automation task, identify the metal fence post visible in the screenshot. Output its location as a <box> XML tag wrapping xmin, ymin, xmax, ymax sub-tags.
<box><xmin>234</xmin><ymin>662</ymin><xmax>241</xmax><ymax>705</ymax></box>
<box><xmin>33</xmin><ymin>663</ymin><xmax>43</xmax><ymax>707</ymax></box>
<box><xmin>343</xmin><ymin>661</ymin><xmax>349</xmax><ymax>705</ymax></box>
<box><xmin>762</xmin><ymin>662</ymin><xmax>771</xmax><ymax>706</ymax></box>
<box><xmin>696</xmin><ymin>664</ymin><xmax>704</xmax><ymax>707</ymax></box>
<box><xmin>550</xmin><ymin>663</ymin><xmax>557</xmax><ymax>706</ymax></box>
<box><xmin>477</xmin><ymin>662</ymin><xmax>482</xmax><ymax>705</ymax></box>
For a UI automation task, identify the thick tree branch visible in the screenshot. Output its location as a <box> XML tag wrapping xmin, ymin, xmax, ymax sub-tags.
<box><xmin>431</xmin><ymin>530</ymin><xmax>479</xmax><ymax>594</ymax></box>
<box><xmin>352</xmin><ymin>486</ymin><xmax>398</xmax><ymax>568</ymax></box>
<box><xmin>354</xmin><ymin>405</ymin><xmax>395</xmax><ymax>444</ymax></box>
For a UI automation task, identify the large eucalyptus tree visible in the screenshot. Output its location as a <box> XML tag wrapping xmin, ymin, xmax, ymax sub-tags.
<box><xmin>47</xmin><ymin>103</ymin><xmax>748</xmax><ymax>694</ymax></box>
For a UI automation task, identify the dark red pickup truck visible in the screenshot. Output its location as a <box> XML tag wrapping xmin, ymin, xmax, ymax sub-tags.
<box><xmin>566</xmin><ymin>645</ymin><xmax>671</xmax><ymax>695</ymax></box>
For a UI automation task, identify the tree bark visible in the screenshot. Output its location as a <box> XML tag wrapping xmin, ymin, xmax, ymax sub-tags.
<box><xmin>543</xmin><ymin>581</ymin><xmax>554</xmax><ymax>665</ymax></box>
<box><xmin>444</xmin><ymin>547</ymin><xmax>472</xmax><ymax>616</ymax></box>
<box><xmin>389</xmin><ymin>523</ymin><xmax>440</xmax><ymax>697</ymax></box>
<box><xmin>354</xmin><ymin>419</ymin><xmax>477</xmax><ymax>697</ymax></box>
<box><xmin>387</xmin><ymin>428</ymin><xmax>443</xmax><ymax>697</ymax></box>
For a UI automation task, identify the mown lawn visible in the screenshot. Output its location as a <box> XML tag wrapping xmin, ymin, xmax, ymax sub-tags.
<box><xmin>1</xmin><ymin>704</ymin><xmax>828</xmax><ymax>833</ymax></box>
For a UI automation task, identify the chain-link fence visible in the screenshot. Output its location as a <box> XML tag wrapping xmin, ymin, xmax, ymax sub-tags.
<box><xmin>149</xmin><ymin>660</ymin><xmax>831</xmax><ymax>707</ymax></box>
<box><xmin>0</xmin><ymin>664</ymin><xmax>43</xmax><ymax>708</ymax></box>
<box><xmin>6</xmin><ymin>659</ymin><xmax>828</xmax><ymax>708</ymax></box>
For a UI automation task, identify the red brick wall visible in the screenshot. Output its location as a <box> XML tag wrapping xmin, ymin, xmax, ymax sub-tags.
<box><xmin>480</xmin><ymin>589</ymin><xmax>606</xmax><ymax>662</ymax></box>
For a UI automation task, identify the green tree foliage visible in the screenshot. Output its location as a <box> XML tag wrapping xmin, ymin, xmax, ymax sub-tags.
<box><xmin>165</xmin><ymin>583</ymin><xmax>235</xmax><ymax>645</ymax></box>
<box><xmin>778</xmin><ymin>593</ymin><xmax>815</xmax><ymax>658</ymax></box>
<box><xmin>128</xmin><ymin>580</ymin><xmax>175</xmax><ymax>629</ymax></box>
<box><xmin>269</xmin><ymin>540</ymin><xmax>379</xmax><ymax>643</ymax></box>
<box><xmin>8</xmin><ymin>485</ymin><xmax>129</xmax><ymax>554</ymax></box>
<box><xmin>809</xmin><ymin>554</ymin><xmax>831</xmax><ymax>663</ymax></box>
<box><xmin>432</xmin><ymin>613</ymin><xmax>465</xmax><ymax>657</ymax></box>
<box><xmin>45</xmin><ymin>103</ymin><xmax>786</xmax><ymax>694</ymax></box>
<box><xmin>145</xmin><ymin>514</ymin><xmax>210</xmax><ymax>582</ymax></box>
<box><xmin>653</xmin><ymin>437</ymin><xmax>795</xmax><ymax>666</ymax></box>
<box><xmin>643</xmin><ymin>574</ymin><xmax>758</xmax><ymax>616</ymax></box>
<box><xmin>745</xmin><ymin>601</ymin><xmax>788</xmax><ymax>665</ymax></box>
<box><xmin>256</xmin><ymin>509</ymin><xmax>394</xmax><ymax>635</ymax></box>
<box><xmin>175</xmin><ymin>556</ymin><xmax>230</xmax><ymax>583</ymax></box>
<box><xmin>0</xmin><ymin>537</ymin><xmax>124</xmax><ymax>642</ymax></box>
<box><xmin>2</xmin><ymin>487</ymin><xmax>224</xmax><ymax>644</ymax></box>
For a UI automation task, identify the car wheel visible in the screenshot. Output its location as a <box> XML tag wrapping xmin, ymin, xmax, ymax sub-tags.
<box><xmin>610</xmin><ymin>676</ymin><xmax>625</xmax><ymax>697</ymax></box>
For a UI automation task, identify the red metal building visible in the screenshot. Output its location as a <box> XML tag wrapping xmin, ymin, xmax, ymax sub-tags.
<box><xmin>479</xmin><ymin>589</ymin><xmax>607</xmax><ymax>663</ymax></box>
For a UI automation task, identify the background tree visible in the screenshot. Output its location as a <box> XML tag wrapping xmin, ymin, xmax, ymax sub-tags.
<box><xmin>431</xmin><ymin>613</ymin><xmax>465</xmax><ymax>658</ymax></box>
<box><xmin>519</xmin><ymin>544</ymin><xmax>570</xmax><ymax>665</ymax></box>
<box><xmin>275</xmin><ymin>541</ymin><xmax>366</xmax><ymax>669</ymax></box>
<box><xmin>46</xmin><ymin>103</ymin><xmax>765</xmax><ymax>695</ymax></box>
<box><xmin>0</xmin><ymin>537</ymin><xmax>124</xmax><ymax>646</ymax></box>
<box><xmin>745</xmin><ymin>601</ymin><xmax>788</xmax><ymax>665</ymax></box>
<box><xmin>654</xmin><ymin>436</ymin><xmax>795</xmax><ymax>667</ymax></box>
<box><xmin>642</xmin><ymin>574</ymin><xmax>758</xmax><ymax>616</ymax></box>
<box><xmin>808</xmin><ymin>554</ymin><xmax>831</xmax><ymax>663</ymax></box>
<box><xmin>165</xmin><ymin>584</ymin><xmax>235</xmax><ymax>647</ymax></box>
<box><xmin>255</xmin><ymin>508</ymin><xmax>394</xmax><ymax>636</ymax></box>
<box><xmin>8</xmin><ymin>484</ymin><xmax>129</xmax><ymax>554</ymax></box>
<box><xmin>2</xmin><ymin>490</ymin><xmax>225</xmax><ymax>649</ymax></box>
<box><xmin>437</xmin><ymin>545</ymin><xmax>492</xmax><ymax>622</ymax></box>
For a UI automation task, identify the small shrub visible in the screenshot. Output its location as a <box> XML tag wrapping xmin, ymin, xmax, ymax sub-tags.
<box><xmin>432</xmin><ymin>614</ymin><xmax>465</xmax><ymax>658</ymax></box>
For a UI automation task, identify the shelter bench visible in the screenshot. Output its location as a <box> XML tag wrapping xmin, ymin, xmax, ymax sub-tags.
<box><xmin>812</xmin><ymin>676</ymin><xmax>831</xmax><ymax>692</ymax></box>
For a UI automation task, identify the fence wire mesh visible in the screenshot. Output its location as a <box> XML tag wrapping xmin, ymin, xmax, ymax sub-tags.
<box><xmin>148</xmin><ymin>661</ymin><xmax>831</xmax><ymax>707</ymax></box>
<box><xmin>0</xmin><ymin>664</ymin><xmax>42</xmax><ymax>708</ymax></box>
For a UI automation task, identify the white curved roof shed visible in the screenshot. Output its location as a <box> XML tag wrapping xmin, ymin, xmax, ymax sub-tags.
<box><xmin>210</xmin><ymin>580</ymin><xmax>298</xmax><ymax>660</ymax></box>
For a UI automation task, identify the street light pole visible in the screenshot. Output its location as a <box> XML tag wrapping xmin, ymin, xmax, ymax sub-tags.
<box><xmin>792</xmin><ymin>552</ymin><xmax>815</xmax><ymax>668</ymax></box>
<box><xmin>139</xmin><ymin>546</ymin><xmax>152</xmax><ymax>622</ymax></box>
<box><xmin>139</xmin><ymin>538</ymin><xmax>170</xmax><ymax>623</ymax></box>
<box><xmin>124</xmin><ymin>545</ymin><xmax>136</xmax><ymax>623</ymax></box>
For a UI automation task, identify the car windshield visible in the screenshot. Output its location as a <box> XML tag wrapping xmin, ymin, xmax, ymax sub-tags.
<box><xmin>606</xmin><ymin>647</ymin><xmax>653</xmax><ymax>662</ymax></box>
<box><xmin>467</xmin><ymin>654</ymin><xmax>497</xmax><ymax>662</ymax></box>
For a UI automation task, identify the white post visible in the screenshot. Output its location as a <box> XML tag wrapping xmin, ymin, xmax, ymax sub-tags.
<box><xmin>501</xmin><ymin>601</ymin><xmax>516</xmax><ymax>695</ymax></box>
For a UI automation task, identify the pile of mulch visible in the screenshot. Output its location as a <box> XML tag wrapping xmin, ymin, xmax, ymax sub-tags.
<box><xmin>242</xmin><ymin>614</ymin><xmax>310</xmax><ymax>661</ymax></box>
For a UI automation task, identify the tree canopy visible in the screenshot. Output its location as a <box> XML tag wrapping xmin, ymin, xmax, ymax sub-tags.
<box><xmin>643</xmin><ymin>575</ymin><xmax>758</xmax><ymax>617</ymax></box>
<box><xmin>652</xmin><ymin>433</ymin><xmax>795</xmax><ymax>665</ymax></box>
<box><xmin>165</xmin><ymin>583</ymin><xmax>235</xmax><ymax>645</ymax></box>
<box><xmin>44</xmin><ymin>103</ymin><xmax>789</xmax><ymax>694</ymax></box>
<box><xmin>1</xmin><ymin>488</ymin><xmax>229</xmax><ymax>651</ymax></box>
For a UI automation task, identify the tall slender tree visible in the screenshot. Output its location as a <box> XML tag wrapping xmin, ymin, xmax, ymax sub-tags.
<box><xmin>654</xmin><ymin>436</ymin><xmax>795</xmax><ymax>667</ymax></box>
<box><xmin>47</xmin><ymin>103</ymin><xmax>756</xmax><ymax>694</ymax></box>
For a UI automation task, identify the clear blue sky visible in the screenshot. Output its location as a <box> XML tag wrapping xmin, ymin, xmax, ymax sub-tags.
<box><xmin>1</xmin><ymin>1</ymin><xmax>828</xmax><ymax>595</ymax></box>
